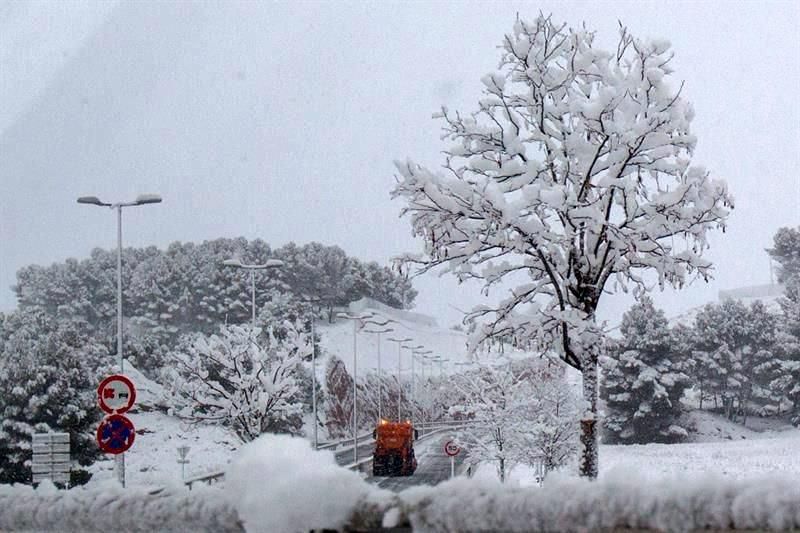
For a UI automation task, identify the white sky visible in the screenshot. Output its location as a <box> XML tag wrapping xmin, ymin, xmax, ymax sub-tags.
<box><xmin>1</xmin><ymin>0</ymin><xmax>798</xmax><ymax>328</ymax></box>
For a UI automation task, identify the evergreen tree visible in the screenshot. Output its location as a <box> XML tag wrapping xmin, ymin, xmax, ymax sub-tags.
<box><xmin>602</xmin><ymin>297</ymin><xmax>690</xmax><ymax>444</ymax></box>
<box><xmin>692</xmin><ymin>299</ymin><xmax>779</xmax><ymax>423</ymax></box>
<box><xmin>0</xmin><ymin>309</ymin><xmax>106</xmax><ymax>484</ymax></box>
<box><xmin>767</xmin><ymin>226</ymin><xmax>800</xmax><ymax>425</ymax></box>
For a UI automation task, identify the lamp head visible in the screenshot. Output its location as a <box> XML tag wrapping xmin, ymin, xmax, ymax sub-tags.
<box><xmin>77</xmin><ymin>196</ymin><xmax>110</xmax><ymax>206</ymax></box>
<box><xmin>134</xmin><ymin>194</ymin><xmax>162</xmax><ymax>205</ymax></box>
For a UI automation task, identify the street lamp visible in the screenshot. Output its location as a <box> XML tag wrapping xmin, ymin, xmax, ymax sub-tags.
<box><xmin>401</xmin><ymin>343</ymin><xmax>424</xmax><ymax>422</ymax></box>
<box><xmin>222</xmin><ymin>258</ymin><xmax>284</xmax><ymax>329</ymax></box>
<box><xmin>337</xmin><ymin>311</ymin><xmax>393</xmax><ymax>463</ymax></box>
<box><xmin>411</xmin><ymin>348</ymin><xmax>432</xmax><ymax>416</ymax></box>
<box><xmin>77</xmin><ymin>193</ymin><xmax>162</xmax><ymax>488</ymax></box>
<box><xmin>361</xmin><ymin>325</ymin><xmax>395</xmax><ymax>420</ymax></box>
<box><xmin>386</xmin><ymin>337</ymin><xmax>412</xmax><ymax>421</ymax></box>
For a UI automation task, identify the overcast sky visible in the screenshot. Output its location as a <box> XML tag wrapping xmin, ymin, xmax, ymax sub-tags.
<box><xmin>1</xmin><ymin>0</ymin><xmax>798</xmax><ymax>328</ymax></box>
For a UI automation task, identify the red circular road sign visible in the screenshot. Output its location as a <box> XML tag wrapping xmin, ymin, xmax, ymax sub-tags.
<box><xmin>96</xmin><ymin>414</ymin><xmax>136</xmax><ymax>454</ymax></box>
<box><xmin>97</xmin><ymin>374</ymin><xmax>136</xmax><ymax>414</ymax></box>
<box><xmin>444</xmin><ymin>440</ymin><xmax>461</xmax><ymax>457</ymax></box>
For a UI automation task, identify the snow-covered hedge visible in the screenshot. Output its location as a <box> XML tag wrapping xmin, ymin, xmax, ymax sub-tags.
<box><xmin>0</xmin><ymin>481</ymin><xmax>242</xmax><ymax>532</ymax></box>
<box><xmin>392</xmin><ymin>474</ymin><xmax>800</xmax><ymax>532</ymax></box>
<box><xmin>2</xmin><ymin>435</ymin><xmax>799</xmax><ymax>532</ymax></box>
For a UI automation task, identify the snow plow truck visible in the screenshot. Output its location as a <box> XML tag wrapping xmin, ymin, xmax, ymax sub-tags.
<box><xmin>372</xmin><ymin>419</ymin><xmax>418</xmax><ymax>476</ymax></box>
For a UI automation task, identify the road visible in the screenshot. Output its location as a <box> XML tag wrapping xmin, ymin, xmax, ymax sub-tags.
<box><xmin>366</xmin><ymin>435</ymin><xmax>466</xmax><ymax>492</ymax></box>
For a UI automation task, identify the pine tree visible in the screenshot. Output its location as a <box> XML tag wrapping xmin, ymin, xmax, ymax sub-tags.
<box><xmin>0</xmin><ymin>309</ymin><xmax>107</xmax><ymax>484</ymax></box>
<box><xmin>767</xmin><ymin>226</ymin><xmax>800</xmax><ymax>425</ymax></box>
<box><xmin>602</xmin><ymin>297</ymin><xmax>690</xmax><ymax>444</ymax></box>
<box><xmin>691</xmin><ymin>299</ymin><xmax>779</xmax><ymax>423</ymax></box>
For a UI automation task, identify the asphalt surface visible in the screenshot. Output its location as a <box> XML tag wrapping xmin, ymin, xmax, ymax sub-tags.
<box><xmin>333</xmin><ymin>439</ymin><xmax>376</xmax><ymax>466</ymax></box>
<box><xmin>366</xmin><ymin>435</ymin><xmax>466</xmax><ymax>492</ymax></box>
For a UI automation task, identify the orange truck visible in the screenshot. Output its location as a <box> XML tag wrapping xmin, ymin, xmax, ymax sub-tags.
<box><xmin>372</xmin><ymin>419</ymin><xmax>419</xmax><ymax>476</ymax></box>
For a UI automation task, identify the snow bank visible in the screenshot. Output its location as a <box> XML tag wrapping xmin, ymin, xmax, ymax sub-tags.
<box><xmin>391</xmin><ymin>472</ymin><xmax>800</xmax><ymax>532</ymax></box>
<box><xmin>0</xmin><ymin>480</ymin><xmax>241</xmax><ymax>532</ymax></box>
<box><xmin>225</xmin><ymin>433</ymin><xmax>388</xmax><ymax>533</ymax></box>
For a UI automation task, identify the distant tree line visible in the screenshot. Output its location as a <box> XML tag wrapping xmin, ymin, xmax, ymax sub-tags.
<box><xmin>602</xmin><ymin>226</ymin><xmax>800</xmax><ymax>444</ymax></box>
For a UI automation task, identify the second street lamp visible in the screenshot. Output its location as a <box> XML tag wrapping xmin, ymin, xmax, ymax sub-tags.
<box><xmin>222</xmin><ymin>258</ymin><xmax>284</xmax><ymax>329</ymax></box>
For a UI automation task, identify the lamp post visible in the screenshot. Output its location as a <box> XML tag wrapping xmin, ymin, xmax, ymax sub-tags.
<box><xmin>361</xmin><ymin>326</ymin><xmax>395</xmax><ymax>420</ymax></box>
<box><xmin>222</xmin><ymin>258</ymin><xmax>284</xmax><ymax>329</ymax></box>
<box><xmin>337</xmin><ymin>311</ymin><xmax>392</xmax><ymax>463</ymax></box>
<box><xmin>411</xmin><ymin>348</ymin><xmax>432</xmax><ymax>421</ymax></box>
<box><xmin>77</xmin><ymin>193</ymin><xmax>162</xmax><ymax>488</ymax></box>
<box><xmin>386</xmin><ymin>337</ymin><xmax>412</xmax><ymax>421</ymax></box>
<box><xmin>401</xmin><ymin>343</ymin><xmax>424</xmax><ymax>422</ymax></box>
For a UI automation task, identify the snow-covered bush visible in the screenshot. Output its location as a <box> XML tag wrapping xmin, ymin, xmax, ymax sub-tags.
<box><xmin>0</xmin><ymin>480</ymin><xmax>242</xmax><ymax>532</ymax></box>
<box><xmin>166</xmin><ymin>323</ymin><xmax>311</xmax><ymax>442</ymax></box>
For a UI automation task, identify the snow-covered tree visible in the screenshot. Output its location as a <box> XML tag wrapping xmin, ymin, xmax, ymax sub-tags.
<box><xmin>450</xmin><ymin>361</ymin><xmax>527</xmax><ymax>483</ymax></box>
<box><xmin>767</xmin><ymin>226</ymin><xmax>800</xmax><ymax>285</ymax></box>
<box><xmin>767</xmin><ymin>226</ymin><xmax>800</xmax><ymax>424</ymax></box>
<box><xmin>166</xmin><ymin>323</ymin><xmax>311</xmax><ymax>442</ymax></box>
<box><xmin>602</xmin><ymin>297</ymin><xmax>690</xmax><ymax>443</ymax></box>
<box><xmin>691</xmin><ymin>300</ymin><xmax>779</xmax><ymax>424</ymax></box>
<box><xmin>392</xmin><ymin>14</ymin><xmax>732</xmax><ymax>476</ymax></box>
<box><xmin>449</xmin><ymin>357</ymin><xmax>577</xmax><ymax>482</ymax></box>
<box><xmin>0</xmin><ymin>309</ymin><xmax>107</xmax><ymax>484</ymax></box>
<box><xmin>324</xmin><ymin>356</ymin><xmax>354</xmax><ymax>439</ymax></box>
<box><xmin>516</xmin><ymin>361</ymin><xmax>580</xmax><ymax>476</ymax></box>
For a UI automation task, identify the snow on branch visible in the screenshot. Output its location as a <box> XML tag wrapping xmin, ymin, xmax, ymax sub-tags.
<box><xmin>392</xmin><ymin>13</ymin><xmax>732</xmax><ymax>367</ymax></box>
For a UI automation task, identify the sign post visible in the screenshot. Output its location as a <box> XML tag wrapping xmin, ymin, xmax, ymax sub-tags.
<box><xmin>32</xmin><ymin>432</ymin><xmax>70</xmax><ymax>485</ymax></box>
<box><xmin>97</xmin><ymin>374</ymin><xmax>137</xmax><ymax>487</ymax></box>
<box><xmin>444</xmin><ymin>440</ymin><xmax>461</xmax><ymax>478</ymax></box>
<box><xmin>177</xmin><ymin>445</ymin><xmax>191</xmax><ymax>480</ymax></box>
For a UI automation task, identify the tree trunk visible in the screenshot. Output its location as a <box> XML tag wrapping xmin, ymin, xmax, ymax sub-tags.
<box><xmin>699</xmin><ymin>382</ymin><xmax>703</xmax><ymax>410</ymax></box>
<box><xmin>579</xmin><ymin>356</ymin><xmax>599</xmax><ymax>479</ymax></box>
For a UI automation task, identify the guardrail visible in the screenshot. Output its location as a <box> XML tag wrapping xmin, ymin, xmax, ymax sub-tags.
<box><xmin>185</xmin><ymin>420</ymin><xmax>474</xmax><ymax>489</ymax></box>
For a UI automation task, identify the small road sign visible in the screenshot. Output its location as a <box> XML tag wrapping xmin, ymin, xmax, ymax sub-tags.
<box><xmin>97</xmin><ymin>414</ymin><xmax>136</xmax><ymax>454</ymax></box>
<box><xmin>177</xmin><ymin>445</ymin><xmax>191</xmax><ymax>480</ymax></box>
<box><xmin>444</xmin><ymin>440</ymin><xmax>461</xmax><ymax>457</ymax></box>
<box><xmin>97</xmin><ymin>374</ymin><xmax>136</xmax><ymax>414</ymax></box>
<box><xmin>32</xmin><ymin>432</ymin><xmax>70</xmax><ymax>484</ymax></box>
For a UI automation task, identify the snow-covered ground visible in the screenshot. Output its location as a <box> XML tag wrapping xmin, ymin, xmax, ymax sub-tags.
<box><xmin>502</xmin><ymin>410</ymin><xmax>800</xmax><ymax>488</ymax></box>
<box><xmin>88</xmin><ymin>363</ymin><xmax>239</xmax><ymax>487</ymax></box>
